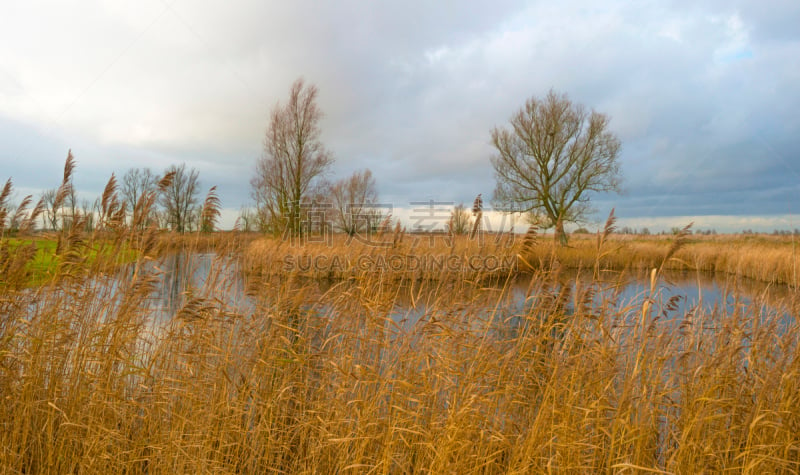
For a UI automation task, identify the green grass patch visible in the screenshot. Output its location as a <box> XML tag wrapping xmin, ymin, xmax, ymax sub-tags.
<box><xmin>4</xmin><ymin>236</ymin><xmax>139</xmax><ymax>286</ymax></box>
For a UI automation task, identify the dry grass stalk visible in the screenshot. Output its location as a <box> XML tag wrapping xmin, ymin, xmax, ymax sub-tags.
<box><xmin>470</xmin><ymin>210</ymin><xmax>482</xmax><ymax>240</ymax></box>
<box><xmin>376</xmin><ymin>213</ymin><xmax>392</xmax><ymax>239</ymax></box>
<box><xmin>392</xmin><ymin>221</ymin><xmax>404</xmax><ymax>247</ymax></box>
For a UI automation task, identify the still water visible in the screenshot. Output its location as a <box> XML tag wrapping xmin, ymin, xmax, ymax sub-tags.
<box><xmin>133</xmin><ymin>253</ymin><xmax>797</xmax><ymax>329</ymax></box>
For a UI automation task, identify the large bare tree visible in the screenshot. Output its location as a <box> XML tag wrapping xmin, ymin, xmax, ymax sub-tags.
<box><xmin>159</xmin><ymin>163</ymin><xmax>200</xmax><ymax>233</ymax></box>
<box><xmin>491</xmin><ymin>90</ymin><xmax>621</xmax><ymax>244</ymax></box>
<box><xmin>328</xmin><ymin>169</ymin><xmax>377</xmax><ymax>236</ymax></box>
<box><xmin>251</xmin><ymin>78</ymin><xmax>333</xmax><ymax>236</ymax></box>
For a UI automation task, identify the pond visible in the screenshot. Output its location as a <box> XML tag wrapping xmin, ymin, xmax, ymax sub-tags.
<box><xmin>135</xmin><ymin>252</ymin><xmax>798</xmax><ymax>332</ymax></box>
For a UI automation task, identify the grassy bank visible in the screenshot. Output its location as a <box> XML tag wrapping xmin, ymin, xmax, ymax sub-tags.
<box><xmin>1</xmin><ymin>231</ymin><xmax>253</xmax><ymax>288</ymax></box>
<box><xmin>2</xmin><ymin>235</ymin><xmax>141</xmax><ymax>286</ymax></box>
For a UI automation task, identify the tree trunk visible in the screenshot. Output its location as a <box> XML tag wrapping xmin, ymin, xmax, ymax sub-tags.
<box><xmin>554</xmin><ymin>218</ymin><xmax>568</xmax><ymax>246</ymax></box>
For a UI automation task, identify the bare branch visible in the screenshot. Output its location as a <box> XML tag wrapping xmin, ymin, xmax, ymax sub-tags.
<box><xmin>251</xmin><ymin>78</ymin><xmax>333</xmax><ymax>235</ymax></box>
<box><xmin>491</xmin><ymin>90</ymin><xmax>622</xmax><ymax>244</ymax></box>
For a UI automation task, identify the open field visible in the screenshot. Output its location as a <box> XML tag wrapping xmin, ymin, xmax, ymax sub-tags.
<box><xmin>1</xmin><ymin>227</ymin><xmax>799</xmax><ymax>473</ymax></box>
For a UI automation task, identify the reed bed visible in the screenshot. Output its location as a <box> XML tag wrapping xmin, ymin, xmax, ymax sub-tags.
<box><xmin>246</xmin><ymin>231</ymin><xmax>519</xmax><ymax>281</ymax></box>
<box><xmin>523</xmin><ymin>233</ymin><xmax>800</xmax><ymax>288</ymax></box>
<box><xmin>1</xmin><ymin>225</ymin><xmax>799</xmax><ymax>472</ymax></box>
<box><xmin>246</xmin><ymin>229</ymin><xmax>800</xmax><ymax>287</ymax></box>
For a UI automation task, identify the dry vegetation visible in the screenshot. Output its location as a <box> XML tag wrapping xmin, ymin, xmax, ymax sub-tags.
<box><xmin>524</xmin><ymin>231</ymin><xmax>800</xmax><ymax>288</ymax></box>
<box><xmin>247</xmin><ymin>224</ymin><xmax>800</xmax><ymax>288</ymax></box>
<box><xmin>246</xmin><ymin>231</ymin><xmax>519</xmax><ymax>281</ymax></box>
<box><xmin>2</xmin><ymin>186</ymin><xmax>800</xmax><ymax>472</ymax></box>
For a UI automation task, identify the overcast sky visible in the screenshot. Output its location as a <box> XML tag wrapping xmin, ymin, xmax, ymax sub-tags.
<box><xmin>2</xmin><ymin>1</ymin><xmax>799</xmax><ymax>232</ymax></box>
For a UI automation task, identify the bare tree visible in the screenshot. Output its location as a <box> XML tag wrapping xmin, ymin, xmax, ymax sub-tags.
<box><xmin>236</xmin><ymin>206</ymin><xmax>258</xmax><ymax>232</ymax></box>
<box><xmin>63</xmin><ymin>181</ymin><xmax>78</xmax><ymax>232</ymax></box>
<box><xmin>447</xmin><ymin>203</ymin><xmax>472</xmax><ymax>235</ymax></box>
<box><xmin>42</xmin><ymin>188</ymin><xmax>59</xmax><ymax>231</ymax></box>
<box><xmin>40</xmin><ymin>186</ymin><xmax>79</xmax><ymax>232</ymax></box>
<box><xmin>121</xmin><ymin>168</ymin><xmax>157</xmax><ymax>230</ymax></box>
<box><xmin>251</xmin><ymin>78</ymin><xmax>333</xmax><ymax>236</ymax></box>
<box><xmin>159</xmin><ymin>163</ymin><xmax>200</xmax><ymax>233</ymax></box>
<box><xmin>491</xmin><ymin>90</ymin><xmax>621</xmax><ymax>244</ymax></box>
<box><xmin>328</xmin><ymin>169</ymin><xmax>377</xmax><ymax>235</ymax></box>
<box><xmin>6</xmin><ymin>201</ymin><xmax>23</xmax><ymax>234</ymax></box>
<box><xmin>363</xmin><ymin>206</ymin><xmax>386</xmax><ymax>235</ymax></box>
<box><xmin>80</xmin><ymin>198</ymin><xmax>95</xmax><ymax>232</ymax></box>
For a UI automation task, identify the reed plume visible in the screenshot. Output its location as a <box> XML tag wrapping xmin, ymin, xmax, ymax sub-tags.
<box><xmin>53</xmin><ymin>150</ymin><xmax>76</xmax><ymax>215</ymax></box>
<box><xmin>20</xmin><ymin>196</ymin><xmax>45</xmax><ymax>235</ymax></box>
<box><xmin>472</xmin><ymin>193</ymin><xmax>483</xmax><ymax>215</ymax></box>
<box><xmin>98</xmin><ymin>173</ymin><xmax>123</xmax><ymax>230</ymax></box>
<box><xmin>0</xmin><ymin>178</ymin><xmax>13</xmax><ymax>235</ymax></box>
<box><xmin>10</xmin><ymin>195</ymin><xmax>33</xmax><ymax>231</ymax></box>
<box><xmin>660</xmin><ymin>221</ymin><xmax>693</xmax><ymax>272</ymax></box>
<box><xmin>200</xmin><ymin>186</ymin><xmax>222</xmax><ymax>233</ymax></box>
<box><xmin>520</xmin><ymin>225</ymin><xmax>538</xmax><ymax>254</ymax></box>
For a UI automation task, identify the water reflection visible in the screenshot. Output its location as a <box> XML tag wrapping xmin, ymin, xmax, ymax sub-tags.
<box><xmin>125</xmin><ymin>253</ymin><xmax>798</xmax><ymax>334</ymax></box>
<box><xmin>121</xmin><ymin>252</ymin><xmax>252</xmax><ymax>324</ymax></box>
<box><xmin>386</xmin><ymin>269</ymin><xmax>798</xmax><ymax>335</ymax></box>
